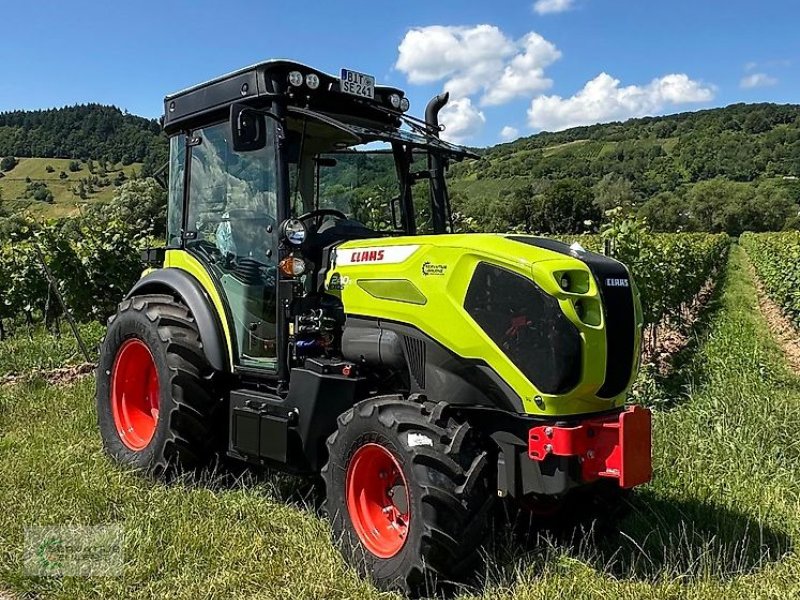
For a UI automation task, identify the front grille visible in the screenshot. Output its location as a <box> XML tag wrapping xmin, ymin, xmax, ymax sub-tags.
<box><xmin>581</xmin><ymin>256</ymin><xmax>635</xmax><ymax>398</ymax></box>
<box><xmin>464</xmin><ymin>263</ymin><xmax>582</xmax><ymax>395</ymax></box>
<box><xmin>508</xmin><ymin>236</ymin><xmax>636</xmax><ymax>398</ymax></box>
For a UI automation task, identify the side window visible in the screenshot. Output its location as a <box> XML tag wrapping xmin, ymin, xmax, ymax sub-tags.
<box><xmin>187</xmin><ymin>122</ymin><xmax>278</xmax><ymax>259</ymax></box>
<box><xmin>186</xmin><ymin>121</ymin><xmax>280</xmax><ymax>369</ymax></box>
<box><xmin>166</xmin><ymin>134</ymin><xmax>185</xmax><ymax>247</ymax></box>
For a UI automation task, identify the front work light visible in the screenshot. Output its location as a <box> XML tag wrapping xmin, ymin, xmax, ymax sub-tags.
<box><xmin>389</xmin><ymin>93</ymin><xmax>401</xmax><ymax>109</ymax></box>
<box><xmin>306</xmin><ymin>73</ymin><xmax>320</xmax><ymax>90</ymax></box>
<box><xmin>288</xmin><ymin>71</ymin><xmax>304</xmax><ymax>87</ymax></box>
<box><xmin>281</xmin><ymin>218</ymin><xmax>307</xmax><ymax>245</ymax></box>
<box><xmin>400</xmin><ymin>97</ymin><xmax>410</xmax><ymax>112</ymax></box>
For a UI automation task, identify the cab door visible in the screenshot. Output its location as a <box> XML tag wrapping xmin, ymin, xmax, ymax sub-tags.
<box><xmin>177</xmin><ymin>120</ymin><xmax>280</xmax><ymax>371</ymax></box>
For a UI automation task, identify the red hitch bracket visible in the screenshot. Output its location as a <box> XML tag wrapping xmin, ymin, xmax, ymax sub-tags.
<box><xmin>528</xmin><ymin>405</ymin><xmax>652</xmax><ymax>488</ymax></box>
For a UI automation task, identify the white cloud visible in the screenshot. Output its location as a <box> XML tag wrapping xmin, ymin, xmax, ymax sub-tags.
<box><xmin>533</xmin><ymin>0</ymin><xmax>574</xmax><ymax>14</ymax></box>
<box><xmin>396</xmin><ymin>25</ymin><xmax>561</xmax><ymax>106</ymax></box>
<box><xmin>482</xmin><ymin>33</ymin><xmax>561</xmax><ymax>105</ymax></box>
<box><xmin>528</xmin><ymin>72</ymin><xmax>715</xmax><ymax>132</ymax></box>
<box><xmin>395</xmin><ymin>25</ymin><xmax>514</xmax><ymax>98</ymax></box>
<box><xmin>500</xmin><ymin>126</ymin><xmax>520</xmax><ymax>141</ymax></box>
<box><xmin>439</xmin><ymin>98</ymin><xmax>486</xmax><ymax>143</ymax></box>
<box><xmin>740</xmin><ymin>72</ymin><xmax>778</xmax><ymax>89</ymax></box>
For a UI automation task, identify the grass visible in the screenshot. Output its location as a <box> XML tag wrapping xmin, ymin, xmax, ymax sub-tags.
<box><xmin>0</xmin><ymin>158</ymin><xmax>142</xmax><ymax>219</ymax></box>
<box><xmin>1</xmin><ymin>245</ymin><xmax>800</xmax><ymax>598</ymax></box>
<box><xmin>0</xmin><ymin>322</ymin><xmax>104</xmax><ymax>376</ymax></box>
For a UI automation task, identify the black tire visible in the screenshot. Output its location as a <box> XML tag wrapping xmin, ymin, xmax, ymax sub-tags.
<box><xmin>96</xmin><ymin>294</ymin><xmax>223</xmax><ymax>477</ymax></box>
<box><xmin>322</xmin><ymin>396</ymin><xmax>494</xmax><ymax>596</ymax></box>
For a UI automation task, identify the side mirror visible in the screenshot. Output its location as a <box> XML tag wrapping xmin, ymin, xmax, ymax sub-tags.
<box><xmin>230</xmin><ymin>103</ymin><xmax>267</xmax><ymax>152</ymax></box>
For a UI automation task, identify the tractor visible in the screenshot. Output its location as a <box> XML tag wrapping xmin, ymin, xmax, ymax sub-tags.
<box><xmin>96</xmin><ymin>60</ymin><xmax>652</xmax><ymax>594</ymax></box>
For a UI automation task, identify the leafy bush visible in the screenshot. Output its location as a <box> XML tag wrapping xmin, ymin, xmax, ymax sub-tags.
<box><xmin>0</xmin><ymin>178</ymin><xmax>165</xmax><ymax>334</ymax></box>
<box><xmin>560</xmin><ymin>212</ymin><xmax>730</xmax><ymax>356</ymax></box>
<box><xmin>0</xmin><ymin>156</ymin><xmax>17</xmax><ymax>172</ymax></box>
<box><xmin>741</xmin><ymin>231</ymin><xmax>800</xmax><ymax>326</ymax></box>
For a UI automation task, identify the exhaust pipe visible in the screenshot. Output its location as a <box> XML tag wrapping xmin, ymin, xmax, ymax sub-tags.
<box><xmin>424</xmin><ymin>92</ymin><xmax>451</xmax><ymax>233</ymax></box>
<box><xmin>425</xmin><ymin>92</ymin><xmax>449</xmax><ymax>137</ymax></box>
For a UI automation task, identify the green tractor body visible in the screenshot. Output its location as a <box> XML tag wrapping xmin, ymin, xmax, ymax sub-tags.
<box><xmin>96</xmin><ymin>60</ymin><xmax>652</xmax><ymax>594</ymax></box>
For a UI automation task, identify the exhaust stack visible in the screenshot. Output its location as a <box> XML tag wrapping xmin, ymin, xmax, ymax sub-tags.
<box><xmin>425</xmin><ymin>92</ymin><xmax>451</xmax><ymax>233</ymax></box>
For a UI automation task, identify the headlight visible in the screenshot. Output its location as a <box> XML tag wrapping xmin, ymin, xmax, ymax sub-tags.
<box><xmin>399</xmin><ymin>97</ymin><xmax>410</xmax><ymax>112</ymax></box>
<box><xmin>389</xmin><ymin>93</ymin><xmax>401</xmax><ymax>109</ymax></box>
<box><xmin>288</xmin><ymin>71</ymin><xmax>304</xmax><ymax>87</ymax></box>
<box><xmin>306</xmin><ymin>73</ymin><xmax>320</xmax><ymax>90</ymax></box>
<box><xmin>280</xmin><ymin>218</ymin><xmax>307</xmax><ymax>245</ymax></box>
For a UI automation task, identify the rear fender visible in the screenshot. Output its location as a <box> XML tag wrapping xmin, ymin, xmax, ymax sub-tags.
<box><xmin>126</xmin><ymin>269</ymin><xmax>230</xmax><ymax>372</ymax></box>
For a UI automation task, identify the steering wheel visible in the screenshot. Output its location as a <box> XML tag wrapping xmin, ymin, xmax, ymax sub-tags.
<box><xmin>297</xmin><ymin>208</ymin><xmax>348</xmax><ymax>230</ymax></box>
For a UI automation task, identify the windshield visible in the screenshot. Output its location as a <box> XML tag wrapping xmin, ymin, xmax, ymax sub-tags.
<box><xmin>285</xmin><ymin>108</ymin><xmax>466</xmax><ymax>235</ymax></box>
<box><xmin>315</xmin><ymin>146</ymin><xmax>398</xmax><ymax>232</ymax></box>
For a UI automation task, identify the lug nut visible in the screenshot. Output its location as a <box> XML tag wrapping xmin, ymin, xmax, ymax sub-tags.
<box><xmin>545</xmin><ymin>427</ymin><xmax>554</xmax><ymax>438</ymax></box>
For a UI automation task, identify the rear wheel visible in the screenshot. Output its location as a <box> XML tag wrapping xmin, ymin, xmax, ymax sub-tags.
<box><xmin>322</xmin><ymin>397</ymin><xmax>494</xmax><ymax>595</ymax></box>
<box><xmin>96</xmin><ymin>294</ymin><xmax>223</xmax><ymax>477</ymax></box>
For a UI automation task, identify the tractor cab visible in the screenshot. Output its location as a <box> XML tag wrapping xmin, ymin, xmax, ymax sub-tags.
<box><xmin>161</xmin><ymin>60</ymin><xmax>473</xmax><ymax>377</ymax></box>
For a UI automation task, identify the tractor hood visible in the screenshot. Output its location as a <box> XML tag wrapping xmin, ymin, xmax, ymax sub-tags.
<box><xmin>326</xmin><ymin>233</ymin><xmax>643</xmax><ymax>417</ymax></box>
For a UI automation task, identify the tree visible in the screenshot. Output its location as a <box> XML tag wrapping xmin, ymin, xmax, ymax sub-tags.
<box><xmin>59</xmin><ymin>171</ymin><xmax>68</xmax><ymax>180</ymax></box>
<box><xmin>33</xmin><ymin>186</ymin><xmax>53</xmax><ymax>203</ymax></box>
<box><xmin>539</xmin><ymin>179</ymin><xmax>599</xmax><ymax>233</ymax></box>
<box><xmin>0</xmin><ymin>156</ymin><xmax>17</xmax><ymax>172</ymax></box>
<box><xmin>593</xmin><ymin>174</ymin><xmax>636</xmax><ymax>212</ymax></box>
<box><xmin>45</xmin><ymin>165</ymin><xmax>55</xmax><ymax>173</ymax></box>
<box><xmin>88</xmin><ymin>177</ymin><xmax>167</xmax><ymax>238</ymax></box>
<box><xmin>68</xmin><ymin>160</ymin><xmax>82</xmax><ymax>172</ymax></box>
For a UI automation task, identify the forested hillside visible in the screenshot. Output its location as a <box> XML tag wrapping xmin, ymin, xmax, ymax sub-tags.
<box><xmin>1</xmin><ymin>102</ymin><xmax>800</xmax><ymax>235</ymax></box>
<box><xmin>450</xmin><ymin>103</ymin><xmax>800</xmax><ymax>235</ymax></box>
<box><xmin>0</xmin><ymin>104</ymin><xmax>167</xmax><ymax>175</ymax></box>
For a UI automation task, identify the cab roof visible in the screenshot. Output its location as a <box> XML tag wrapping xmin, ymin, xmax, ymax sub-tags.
<box><xmin>162</xmin><ymin>59</ymin><xmax>407</xmax><ymax>135</ymax></box>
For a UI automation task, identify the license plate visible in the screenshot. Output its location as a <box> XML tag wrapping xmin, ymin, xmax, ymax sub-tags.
<box><xmin>340</xmin><ymin>69</ymin><xmax>375</xmax><ymax>100</ymax></box>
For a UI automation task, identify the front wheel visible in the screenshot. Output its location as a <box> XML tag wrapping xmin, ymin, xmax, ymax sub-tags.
<box><xmin>322</xmin><ymin>397</ymin><xmax>494</xmax><ymax>595</ymax></box>
<box><xmin>96</xmin><ymin>294</ymin><xmax>222</xmax><ymax>477</ymax></box>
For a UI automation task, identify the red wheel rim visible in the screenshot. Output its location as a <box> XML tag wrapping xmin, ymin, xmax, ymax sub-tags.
<box><xmin>110</xmin><ymin>338</ymin><xmax>160</xmax><ymax>451</ymax></box>
<box><xmin>346</xmin><ymin>443</ymin><xmax>410</xmax><ymax>558</ymax></box>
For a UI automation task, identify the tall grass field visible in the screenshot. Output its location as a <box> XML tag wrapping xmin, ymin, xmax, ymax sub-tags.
<box><xmin>1</xmin><ymin>244</ymin><xmax>800</xmax><ymax>599</ymax></box>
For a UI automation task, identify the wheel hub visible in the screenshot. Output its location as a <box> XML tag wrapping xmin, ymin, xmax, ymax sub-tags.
<box><xmin>345</xmin><ymin>443</ymin><xmax>410</xmax><ymax>558</ymax></box>
<box><xmin>110</xmin><ymin>338</ymin><xmax>160</xmax><ymax>451</ymax></box>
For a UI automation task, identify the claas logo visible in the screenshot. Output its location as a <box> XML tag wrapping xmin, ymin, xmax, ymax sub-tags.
<box><xmin>351</xmin><ymin>249</ymin><xmax>385</xmax><ymax>263</ymax></box>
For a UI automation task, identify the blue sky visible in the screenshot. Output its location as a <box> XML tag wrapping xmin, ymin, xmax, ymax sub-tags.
<box><xmin>0</xmin><ymin>0</ymin><xmax>797</xmax><ymax>147</ymax></box>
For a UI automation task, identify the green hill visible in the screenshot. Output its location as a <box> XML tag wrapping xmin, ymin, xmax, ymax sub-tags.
<box><xmin>0</xmin><ymin>157</ymin><xmax>141</xmax><ymax>218</ymax></box>
<box><xmin>0</xmin><ymin>104</ymin><xmax>163</xmax><ymax>218</ymax></box>
<box><xmin>2</xmin><ymin>102</ymin><xmax>800</xmax><ymax>233</ymax></box>
<box><xmin>449</xmin><ymin>103</ymin><xmax>800</xmax><ymax>234</ymax></box>
<box><xmin>0</xmin><ymin>104</ymin><xmax>166</xmax><ymax>171</ymax></box>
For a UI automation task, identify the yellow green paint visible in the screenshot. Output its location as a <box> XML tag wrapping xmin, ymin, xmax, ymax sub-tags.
<box><xmin>163</xmin><ymin>249</ymin><xmax>235</xmax><ymax>369</ymax></box>
<box><xmin>328</xmin><ymin>233</ymin><xmax>639</xmax><ymax>416</ymax></box>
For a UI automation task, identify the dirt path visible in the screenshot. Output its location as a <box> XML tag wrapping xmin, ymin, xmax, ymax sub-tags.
<box><xmin>0</xmin><ymin>362</ymin><xmax>95</xmax><ymax>388</ymax></box>
<box><xmin>745</xmin><ymin>254</ymin><xmax>800</xmax><ymax>372</ymax></box>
